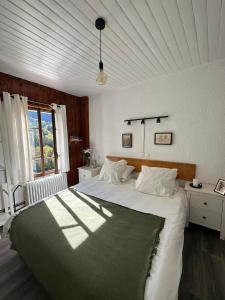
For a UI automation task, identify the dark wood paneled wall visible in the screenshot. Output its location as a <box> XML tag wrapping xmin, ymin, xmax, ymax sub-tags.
<box><xmin>0</xmin><ymin>72</ymin><xmax>89</xmax><ymax>186</ymax></box>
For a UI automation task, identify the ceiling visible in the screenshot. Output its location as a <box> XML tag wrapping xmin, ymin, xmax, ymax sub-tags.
<box><xmin>0</xmin><ymin>0</ymin><xmax>224</xmax><ymax>96</ymax></box>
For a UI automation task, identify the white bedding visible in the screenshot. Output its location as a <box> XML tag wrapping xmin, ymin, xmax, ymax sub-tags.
<box><xmin>75</xmin><ymin>177</ymin><xmax>187</xmax><ymax>300</ymax></box>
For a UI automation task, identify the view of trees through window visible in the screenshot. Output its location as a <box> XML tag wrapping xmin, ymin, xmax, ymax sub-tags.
<box><xmin>28</xmin><ymin>107</ymin><xmax>57</xmax><ymax>176</ymax></box>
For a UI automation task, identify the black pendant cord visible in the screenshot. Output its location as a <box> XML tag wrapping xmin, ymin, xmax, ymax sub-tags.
<box><xmin>99</xmin><ymin>30</ymin><xmax>104</xmax><ymax>71</ymax></box>
<box><xmin>100</xmin><ymin>29</ymin><xmax>102</xmax><ymax>62</ymax></box>
<box><xmin>95</xmin><ymin>17</ymin><xmax>105</xmax><ymax>73</ymax></box>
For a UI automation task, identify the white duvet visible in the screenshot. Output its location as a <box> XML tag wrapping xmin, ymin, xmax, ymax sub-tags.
<box><xmin>75</xmin><ymin>178</ymin><xmax>187</xmax><ymax>300</ymax></box>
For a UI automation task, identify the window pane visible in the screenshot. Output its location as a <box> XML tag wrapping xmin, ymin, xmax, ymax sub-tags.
<box><xmin>29</xmin><ymin>129</ymin><xmax>41</xmax><ymax>157</ymax></box>
<box><xmin>28</xmin><ymin>107</ymin><xmax>57</xmax><ymax>177</ymax></box>
<box><xmin>41</xmin><ymin>112</ymin><xmax>54</xmax><ymax>158</ymax></box>
<box><xmin>28</xmin><ymin>110</ymin><xmax>38</xmax><ymax>128</ymax></box>
<box><xmin>44</xmin><ymin>158</ymin><xmax>55</xmax><ymax>172</ymax></box>
<box><xmin>33</xmin><ymin>159</ymin><xmax>42</xmax><ymax>174</ymax></box>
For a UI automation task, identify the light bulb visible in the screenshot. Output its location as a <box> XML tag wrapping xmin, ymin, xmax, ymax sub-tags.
<box><xmin>96</xmin><ymin>70</ymin><xmax>107</xmax><ymax>85</ymax></box>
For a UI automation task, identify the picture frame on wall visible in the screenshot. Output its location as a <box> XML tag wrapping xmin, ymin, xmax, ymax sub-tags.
<box><xmin>122</xmin><ymin>133</ymin><xmax>132</xmax><ymax>148</ymax></box>
<box><xmin>154</xmin><ymin>132</ymin><xmax>173</xmax><ymax>145</ymax></box>
<box><xmin>214</xmin><ymin>179</ymin><xmax>225</xmax><ymax>196</ymax></box>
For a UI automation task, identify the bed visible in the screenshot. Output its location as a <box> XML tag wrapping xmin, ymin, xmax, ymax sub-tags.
<box><xmin>5</xmin><ymin>156</ymin><xmax>196</xmax><ymax>300</ymax></box>
<box><xmin>75</xmin><ymin>177</ymin><xmax>186</xmax><ymax>300</ymax></box>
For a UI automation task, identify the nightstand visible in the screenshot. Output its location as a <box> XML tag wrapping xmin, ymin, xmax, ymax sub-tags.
<box><xmin>185</xmin><ymin>182</ymin><xmax>225</xmax><ymax>239</ymax></box>
<box><xmin>77</xmin><ymin>166</ymin><xmax>101</xmax><ymax>183</ymax></box>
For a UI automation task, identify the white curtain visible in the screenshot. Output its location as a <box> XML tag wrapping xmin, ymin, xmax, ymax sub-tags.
<box><xmin>0</xmin><ymin>92</ymin><xmax>33</xmax><ymax>184</ymax></box>
<box><xmin>51</xmin><ymin>103</ymin><xmax>70</xmax><ymax>172</ymax></box>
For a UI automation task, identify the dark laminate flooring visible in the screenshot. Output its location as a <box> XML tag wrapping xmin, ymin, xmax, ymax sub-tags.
<box><xmin>0</xmin><ymin>224</ymin><xmax>225</xmax><ymax>300</ymax></box>
<box><xmin>179</xmin><ymin>224</ymin><xmax>225</xmax><ymax>300</ymax></box>
<box><xmin>0</xmin><ymin>238</ymin><xmax>50</xmax><ymax>300</ymax></box>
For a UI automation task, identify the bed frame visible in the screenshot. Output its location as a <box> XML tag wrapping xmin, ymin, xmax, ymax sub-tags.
<box><xmin>107</xmin><ymin>155</ymin><xmax>196</xmax><ymax>181</ymax></box>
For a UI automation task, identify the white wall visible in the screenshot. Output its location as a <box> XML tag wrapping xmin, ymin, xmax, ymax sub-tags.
<box><xmin>89</xmin><ymin>60</ymin><xmax>225</xmax><ymax>184</ymax></box>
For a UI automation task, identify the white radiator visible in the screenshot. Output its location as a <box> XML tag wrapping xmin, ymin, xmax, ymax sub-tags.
<box><xmin>25</xmin><ymin>173</ymin><xmax>68</xmax><ymax>205</ymax></box>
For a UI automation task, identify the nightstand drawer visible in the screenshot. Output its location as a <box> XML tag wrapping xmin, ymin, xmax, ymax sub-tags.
<box><xmin>190</xmin><ymin>206</ymin><xmax>221</xmax><ymax>229</ymax></box>
<box><xmin>78</xmin><ymin>167</ymin><xmax>101</xmax><ymax>183</ymax></box>
<box><xmin>78</xmin><ymin>170</ymin><xmax>91</xmax><ymax>182</ymax></box>
<box><xmin>190</xmin><ymin>193</ymin><xmax>222</xmax><ymax>213</ymax></box>
<box><xmin>185</xmin><ymin>182</ymin><xmax>225</xmax><ymax>239</ymax></box>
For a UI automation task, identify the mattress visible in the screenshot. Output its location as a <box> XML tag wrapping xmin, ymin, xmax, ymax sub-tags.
<box><xmin>75</xmin><ymin>178</ymin><xmax>187</xmax><ymax>300</ymax></box>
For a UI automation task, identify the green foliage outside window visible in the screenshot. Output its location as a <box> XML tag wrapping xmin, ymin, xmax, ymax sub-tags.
<box><xmin>28</xmin><ymin>109</ymin><xmax>56</xmax><ymax>175</ymax></box>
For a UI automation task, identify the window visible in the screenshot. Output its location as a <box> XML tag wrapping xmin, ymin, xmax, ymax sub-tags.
<box><xmin>28</xmin><ymin>105</ymin><xmax>58</xmax><ymax>177</ymax></box>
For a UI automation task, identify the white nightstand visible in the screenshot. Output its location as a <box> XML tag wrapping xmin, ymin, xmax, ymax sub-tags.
<box><xmin>77</xmin><ymin>166</ymin><xmax>101</xmax><ymax>183</ymax></box>
<box><xmin>185</xmin><ymin>182</ymin><xmax>225</xmax><ymax>239</ymax></box>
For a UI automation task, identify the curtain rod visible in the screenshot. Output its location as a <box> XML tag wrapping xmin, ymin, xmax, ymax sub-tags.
<box><xmin>11</xmin><ymin>95</ymin><xmax>60</xmax><ymax>108</ymax></box>
<box><xmin>13</xmin><ymin>96</ymin><xmax>52</xmax><ymax>107</ymax></box>
<box><xmin>28</xmin><ymin>99</ymin><xmax>51</xmax><ymax>107</ymax></box>
<box><xmin>28</xmin><ymin>100</ymin><xmax>61</xmax><ymax>108</ymax></box>
<box><xmin>0</xmin><ymin>93</ymin><xmax>61</xmax><ymax>108</ymax></box>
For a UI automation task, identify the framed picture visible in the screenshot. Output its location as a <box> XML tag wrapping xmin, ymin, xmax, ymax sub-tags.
<box><xmin>122</xmin><ymin>133</ymin><xmax>132</xmax><ymax>148</ymax></box>
<box><xmin>214</xmin><ymin>179</ymin><xmax>225</xmax><ymax>196</ymax></box>
<box><xmin>154</xmin><ymin>132</ymin><xmax>173</xmax><ymax>145</ymax></box>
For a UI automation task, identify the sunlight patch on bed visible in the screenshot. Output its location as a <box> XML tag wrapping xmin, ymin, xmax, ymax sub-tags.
<box><xmin>60</xmin><ymin>190</ymin><xmax>111</xmax><ymax>232</ymax></box>
<box><xmin>76</xmin><ymin>191</ymin><xmax>101</xmax><ymax>209</ymax></box>
<box><xmin>102</xmin><ymin>207</ymin><xmax>113</xmax><ymax>217</ymax></box>
<box><xmin>62</xmin><ymin>226</ymin><xmax>88</xmax><ymax>249</ymax></box>
<box><xmin>45</xmin><ymin>196</ymin><xmax>77</xmax><ymax>227</ymax></box>
<box><xmin>76</xmin><ymin>191</ymin><xmax>113</xmax><ymax>218</ymax></box>
<box><xmin>44</xmin><ymin>190</ymin><xmax>113</xmax><ymax>249</ymax></box>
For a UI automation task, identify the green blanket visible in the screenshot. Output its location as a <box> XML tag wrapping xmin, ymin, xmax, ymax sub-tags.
<box><xmin>10</xmin><ymin>188</ymin><xmax>165</xmax><ymax>300</ymax></box>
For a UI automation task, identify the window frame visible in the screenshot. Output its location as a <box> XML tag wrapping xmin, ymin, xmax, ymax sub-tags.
<box><xmin>28</xmin><ymin>103</ymin><xmax>58</xmax><ymax>178</ymax></box>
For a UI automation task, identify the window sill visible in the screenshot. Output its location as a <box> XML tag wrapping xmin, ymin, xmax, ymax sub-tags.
<box><xmin>34</xmin><ymin>171</ymin><xmax>58</xmax><ymax>180</ymax></box>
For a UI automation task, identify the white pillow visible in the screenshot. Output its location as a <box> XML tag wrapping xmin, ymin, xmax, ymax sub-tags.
<box><xmin>121</xmin><ymin>165</ymin><xmax>135</xmax><ymax>182</ymax></box>
<box><xmin>135</xmin><ymin>166</ymin><xmax>177</xmax><ymax>196</ymax></box>
<box><xmin>99</xmin><ymin>159</ymin><xmax>127</xmax><ymax>184</ymax></box>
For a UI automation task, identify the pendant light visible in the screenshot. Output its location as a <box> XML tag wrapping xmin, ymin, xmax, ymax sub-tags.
<box><xmin>95</xmin><ymin>18</ymin><xmax>107</xmax><ymax>85</ymax></box>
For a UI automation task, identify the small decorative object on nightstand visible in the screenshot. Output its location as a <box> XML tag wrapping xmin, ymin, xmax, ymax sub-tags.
<box><xmin>185</xmin><ymin>182</ymin><xmax>225</xmax><ymax>240</ymax></box>
<box><xmin>190</xmin><ymin>178</ymin><xmax>202</xmax><ymax>188</ymax></box>
<box><xmin>77</xmin><ymin>166</ymin><xmax>101</xmax><ymax>183</ymax></box>
<box><xmin>82</xmin><ymin>149</ymin><xmax>92</xmax><ymax>167</ymax></box>
<box><xmin>214</xmin><ymin>178</ymin><xmax>225</xmax><ymax>196</ymax></box>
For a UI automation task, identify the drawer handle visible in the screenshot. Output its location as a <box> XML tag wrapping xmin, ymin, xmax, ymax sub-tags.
<box><xmin>203</xmin><ymin>202</ymin><xmax>207</xmax><ymax>205</ymax></box>
<box><xmin>202</xmin><ymin>216</ymin><xmax>207</xmax><ymax>220</ymax></box>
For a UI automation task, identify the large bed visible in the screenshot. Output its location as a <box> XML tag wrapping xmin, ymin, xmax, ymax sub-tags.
<box><xmin>5</xmin><ymin>156</ymin><xmax>196</xmax><ymax>300</ymax></box>
<box><xmin>75</xmin><ymin>177</ymin><xmax>187</xmax><ymax>300</ymax></box>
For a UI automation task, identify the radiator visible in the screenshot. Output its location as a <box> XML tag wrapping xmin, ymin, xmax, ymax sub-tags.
<box><xmin>25</xmin><ymin>173</ymin><xmax>68</xmax><ymax>205</ymax></box>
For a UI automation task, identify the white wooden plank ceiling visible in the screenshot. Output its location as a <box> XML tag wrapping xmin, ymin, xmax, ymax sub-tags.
<box><xmin>0</xmin><ymin>0</ymin><xmax>224</xmax><ymax>96</ymax></box>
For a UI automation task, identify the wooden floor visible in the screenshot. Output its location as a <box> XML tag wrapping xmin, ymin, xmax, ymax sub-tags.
<box><xmin>0</xmin><ymin>238</ymin><xmax>50</xmax><ymax>300</ymax></box>
<box><xmin>0</xmin><ymin>224</ymin><xmax>225</xmax><ymax>300</ymax></box>
<box><xmin>179</xmin><ymin>224</ymin><xmax>225</xmax><ymax>300</ymax></box>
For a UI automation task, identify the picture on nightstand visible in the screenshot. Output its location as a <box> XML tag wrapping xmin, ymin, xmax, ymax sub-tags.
<box><xmin>214</xmin><ymin>179</ymin><xmax>225</xmax><ymax>196</ymax></box>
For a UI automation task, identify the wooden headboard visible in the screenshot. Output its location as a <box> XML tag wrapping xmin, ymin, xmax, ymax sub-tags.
<box><xmin>107</xmin><ymin>155</ymin><xmax>196</xmax><ymax>181</ymax></box>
